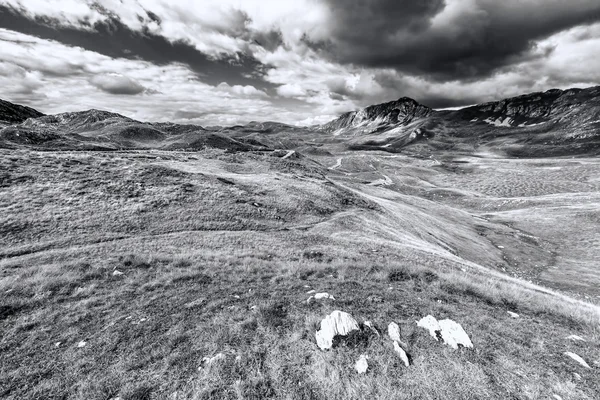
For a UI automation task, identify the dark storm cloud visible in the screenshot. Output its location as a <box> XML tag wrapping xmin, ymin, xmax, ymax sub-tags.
<box><xmin>317</xmin><ymin>0</ymin><xmax>600</xmax><ymax>80</ymax></box>
<box><xmin>0</xmin><ymin>4</ymin><xmax>274</xmax><ymax>90</ymax></box>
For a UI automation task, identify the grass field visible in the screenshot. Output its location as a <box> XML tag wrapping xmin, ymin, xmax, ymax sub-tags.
<box><xmin>1</xmin><ymin>147</ymin><xmax>599</xmax><ymax>399</ymax></box>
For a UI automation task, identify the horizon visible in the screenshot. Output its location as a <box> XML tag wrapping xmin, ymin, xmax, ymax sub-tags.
<box><xmin>1</xmin><ymin>1</ymin><xmax>600</xmax><ymax>125</ymax></box>
<box><xmin>4</xmin><ymin>84</ymin><xmax>596</xmax><ymax>128</ymax></box>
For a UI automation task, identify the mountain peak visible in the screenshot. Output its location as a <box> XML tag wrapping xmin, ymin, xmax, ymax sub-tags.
<box><xmin>321</xmin><ymin>96</ymin><xmax>431</xmax><ymax>134</ymax></box>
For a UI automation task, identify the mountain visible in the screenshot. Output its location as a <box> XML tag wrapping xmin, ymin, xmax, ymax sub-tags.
<box><xmin>323</xmin><ymin>86</ymin><xmax>600</xmax><ymax>157</ymax></box>
<box><xmin>0</xmin><ymin>108</ymin><xmax>268</xmax><ymax>152</ymax></box>
<box><xmin>1</xmin><ymin>86</ymin><xmax>599</xmax><ymax>156</ymax></box>
<box><xmin>0</xmin><ymin>99</ymin><xmax>44</xmax><ymax>126</ymax></box>
<box><xmin>452</xmin><ymin>86</ymin><xmax>600</xmax><ymax>129</ymax></box>
<box><xmin>321</xmin><ymin>97</ymin><xmax>432</xmax><ymax>135</ymax></box>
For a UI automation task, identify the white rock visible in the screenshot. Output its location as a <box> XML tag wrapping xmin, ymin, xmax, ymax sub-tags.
<box><xmin>417</xmin><ymin>315</ymin><xmax>473</xmax><ymax>349</ymax></box>
<box><xmin>355</xmin><ymin>354</ymin><xmax>369</xmax><ymax>374</ymax></box>
<box><xmin>388</xmin><ymin>322</ymin><xmax>401</xmax><ymax>342</ymax></box>
<box><xmin>315</xmin><ymin>310</ymin><xmax>360</xmax><ymax>350</ymax></box>
<box><xmin>416</xmin><ymin>315</ymin><xmax>441</xmax><ymax>340</ymax></box>
<box><xmin>201</xmin><ymin>353</ymin><xmax>226</xmax><ymax>369</ymax></box>
<box><xmin>112</xmin><ymin>270</ymin><xmax>124</xmax><ymax>276</ymax></box>
<box><xmin>553</xmin><ymin>395</ymin><xmax>563</xmax><ymax>400</ymax></box>
<box><xmin>439</xmin><ymin>319</ymin><xmax>473</xmax><ymax>349</ymax></box>
<box><xmin>393</xmin><ymin>341</ymin><xmax>410</xmax><ymax>367</ymax></box>
<box><xmin>566</xmin><ymin>335</ymin><xmax>586</xmax><ymax>342</ymax></box>
<box><xmin>306</xmin><ymin>290</ymin><xmax>316</xmax><ymax>294</ymax></box>
<box><xmin>564</xmin><ymin>352</ymin><xmax>591</xmax><ymax>368</ymax></box>
<box><xmin>507</xmin><ymin>311</ymin><xmax>520</xmax><ymax>318</ymax></box>
<box><xmin>364</xmin><ymin>321</ymin><xmax>380</xmax><ymax>337</ymax></box>
<box><xmin>54</xmin><ymin>342</ymin><xmax>61</xmax><ymax>347</ymax></box>
<box><xmin>77</xmin><ymin>341</ymin><xmax>87</xmax><ymax>348</ymax></box>
<box><xmin>314</xmin><ymin>293</ymin><xmax>335</xmax><ymax>300</ymax></box>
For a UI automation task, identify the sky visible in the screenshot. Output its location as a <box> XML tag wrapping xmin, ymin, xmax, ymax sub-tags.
<box><xmin>0</xmin><ymin>0</ymin><xmax>599</xmax><ymax>126</ymax></box>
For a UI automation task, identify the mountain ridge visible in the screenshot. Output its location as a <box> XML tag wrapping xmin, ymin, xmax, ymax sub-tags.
<box><xmin>0</xmin><ymin>98</ymin><xmax>44</xmax><ymax>126</ymax></box>
<box><xmin>1</xmin><ymin>85</ymin><xmax>599</xmax><ymax>156</ymax></box>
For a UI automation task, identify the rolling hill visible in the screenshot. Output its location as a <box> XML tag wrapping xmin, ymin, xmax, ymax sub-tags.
<box><xmin>1</xmin><ymin>88</ymin><xmax>600</xmax><ymax>399</ymax></box>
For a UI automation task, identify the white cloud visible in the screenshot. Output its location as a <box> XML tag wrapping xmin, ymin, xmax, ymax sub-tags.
<box><xmin>216</xmin><ymin>82</ymin><xmax>268</xmax><ymax>98</ymax></box>
<box><xmin>1</xmin><ymin>2</ymin><xmax>599</xmax><ymax>124</ymax></box>
<box><xmin>0</xmin><ymin>28</ymin><xmax>338</xmax><ymax>125</ymax></box>
<box><xmin>90</xmin><ymin>74</ymin><xmax>146</xmax><ymax>95</ymax></box>
<box><xmin>276</xmin><ymin>83</ymin><xmax>306</xmax><ymax>98</ymax></box>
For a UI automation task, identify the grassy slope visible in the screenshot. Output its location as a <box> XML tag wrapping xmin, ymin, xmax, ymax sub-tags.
<box><xmin>1</xmin><ymin>148</ymin><xmax>599</xmax><ymax>400</ymax></box>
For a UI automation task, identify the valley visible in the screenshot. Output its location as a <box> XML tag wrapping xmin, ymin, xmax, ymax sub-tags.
<box><xmin>1</xmin><ymin>88</ymin><xmax>600</xmax><ymax>399</ymax></box>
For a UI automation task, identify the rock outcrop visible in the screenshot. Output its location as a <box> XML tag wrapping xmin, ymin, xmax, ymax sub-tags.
<box><xmin>320</xmin><ymin>97</ymin><xmax>432</xmax><ymax>135</ymax></box>
<box><xmin>417</xmin><ymin>315</ymin><xmax>473</xmax><ymax>349</ymax></box>
<box><xmin>315</xmin><ymin>310</ymin><xmax>360</xmax><ymax>350</ymax></box>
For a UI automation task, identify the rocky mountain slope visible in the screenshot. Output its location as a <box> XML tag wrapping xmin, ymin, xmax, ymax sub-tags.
<box><xmin>0</xmin><ymin>99</ymin><xmax>44</xmax><ymax>126</ymax></box>
<box><xmin>1</xmin><ymin>85</ymin><xmax>599</xmax><ymax>156</ymax></box>
<box><xmin>325</xmin><ymin>86</ymin><xmax>600</xmax><ymax>157</ymax></box>
<box><xmin>320</xmin><ymin>97</ymin><xmax>432</xmax><ymax>136</ymax></box>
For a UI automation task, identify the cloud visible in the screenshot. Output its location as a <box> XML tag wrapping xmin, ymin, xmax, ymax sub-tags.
<box><xmin>0</xmin><ymin>0</ymin><xmax>599</xmax><ymax>121</ymax></box>
<box><xmin>313</xmin><ymin>0</ymin><xmax>600</xmax><ymax>80</ymax></box>
<box><xmin>216</xmin><ymin>82</ymin><xmax>268</xmax><ymax>97</ymax></box>
<box><xmin>90</xmin><ymin>74</ymin><xmax>145</xmax><ymax>95</ymax></box>
<box><xmin>0</xmin><ymin>28</ymin><xmax>341</xmax><ymax>126</ymax></box>
<box><xmin>277</xmin><ymin>83</ymin><xmax>306</xmax><ymax>98</ymax></box>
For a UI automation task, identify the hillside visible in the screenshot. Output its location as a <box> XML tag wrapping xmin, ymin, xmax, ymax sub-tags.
<box><xmin>0</xmin><ymin>99</ymin><xmax>44</xmax><ymax>126</ymax></box>
<box><xmin>0</xmin><ymin>107</ymin><xmax>268</xmax><ymax>152</ymax></box>
<box><xmin>1</xmin><ymin>90</ymin><xmax>600</xmax><ymax>399</ymax></box>
<box><xmin>322</xmin><ymin>86</ymin><xmax>600</xmax><ymax>157</ymax></box>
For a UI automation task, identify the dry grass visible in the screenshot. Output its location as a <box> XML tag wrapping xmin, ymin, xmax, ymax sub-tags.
<box><xmin>1</xmin><ymin>148</ymin><xmax>599</xmax><ymax>399</ymax></box>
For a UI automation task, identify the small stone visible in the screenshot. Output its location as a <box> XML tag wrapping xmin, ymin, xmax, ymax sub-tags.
<box><xmin>565</xmin><ymin>352</ymin><xmax>590</xmax><ymax>368</ymax></box>
<box><xmin>54</xmin><ymin>342</ymin><xmax>61</xmax><ymax>347</ymax></box>
<box><xmin>507</xmin><ymin>311</ymin><xmax>520</xmax><ymax>318</ymax></box>
<box><xmin>566</xmin><ymin>335</ymin><xmax>586</xmax><ymax>342</ymax></box>
<box><xmin>307</xmin><ymin>290</ymin><xmax>316</xmax><ymax>294</ymax></box>
<box><xmin>200</xmin><ymin>353</ymin><xmax>226</xmax><ymax>369</ymax></box>
<box><xmin>393</xmin><ymin>341</ymin><xmax>410</xmax><ymax>367</ymax></box>
<box><xmin>314</xmin><ymin>293</ymin><xmax>335</xmax><ymax>300</ymax></box>
<box><xmin>388</xmin><ymin>322</ymin><xmax>401</xmax><ymax>342</ymax></box>
<box><xmin>497</xmin><ymin>245</ymin><xmax>505</xmax><ymax>249</ymax></box>
<box><xmin>315</xmin><ymin>310</ymin><xmax>360</xmax><ymax>350</ymax></box>
<box><xmin>364</xmin><ymin>321</ymin><xmax>380</xmax><ymax>337</ymax></box>
<box><xmin>355</xmin><ymin>354</ymin><xmax>369</xmax><ymax>374</ymax></box>
<box><xmin>112</xmin><ymin>270</ymin><xmax>124</xmax><ymax>276</ymax></box>
<box><xmin>573</xmin><ymin>372</ymin><xmax>582</xmax><ymax>381</ymax></box>
<box><xmin>553</xmin><ymin>395</ymin><xmax>563</xmax><ymax>400</ymax></box>
<box><xmin>77</xmin><ymin>341</ymin><xmax>87</xmax><ymax>348</ymax></box>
